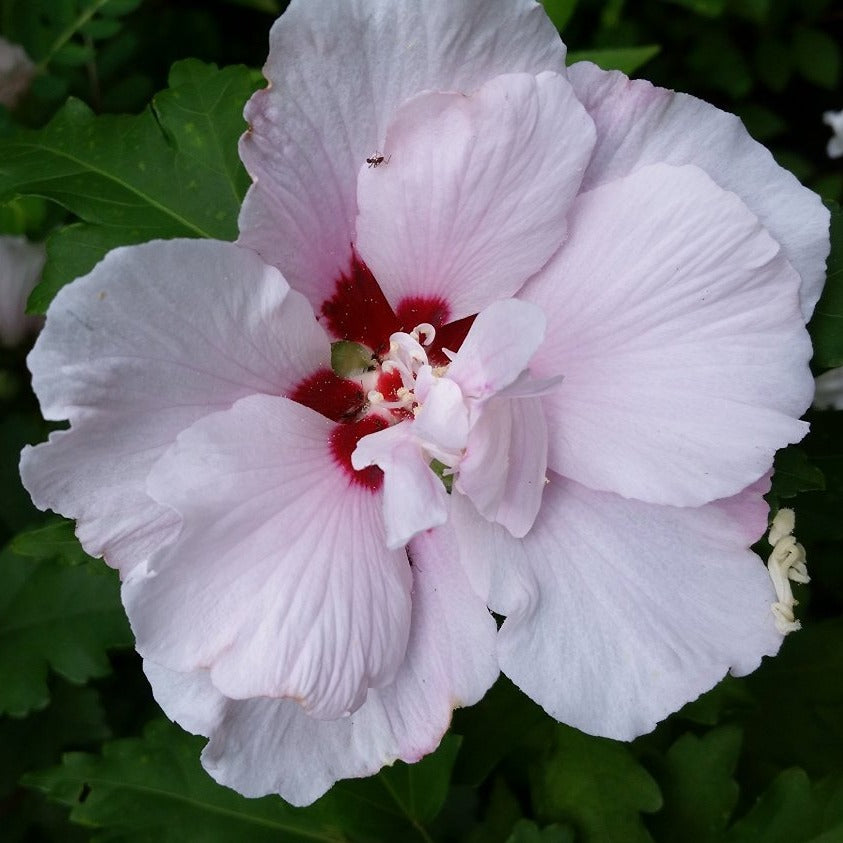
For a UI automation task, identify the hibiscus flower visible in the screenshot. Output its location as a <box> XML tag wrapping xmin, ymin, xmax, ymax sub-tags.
<box><xmin>0</xmin><ymin>36</ymin><xmax>35</xmax><ymax>109</ymax></box>
<box><xmin>21</xmin><ymin>0</ymin><xmax>828</xmax><ymax>805</ymax></box>
<box><xmin>0</xmin><ymin>235</ymin><xmax>44</xmax><ymax>348</ymax></box>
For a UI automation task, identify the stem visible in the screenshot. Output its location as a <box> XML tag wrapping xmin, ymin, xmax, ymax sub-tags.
<box><xmin>35</xmin><ymin>0</ymin><xmax>112</xmax><ymax>74</ymax></box>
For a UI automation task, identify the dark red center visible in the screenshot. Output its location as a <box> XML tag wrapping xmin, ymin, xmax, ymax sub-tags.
<box><xmin>329</xmin><ymin>415</ymin><xmax>389</xmax><ymax>490</ymax></box>
<box><xmin>291</xmin><ymin>252</ymin><xmax>476</xmax><ymax>492</ymax></box>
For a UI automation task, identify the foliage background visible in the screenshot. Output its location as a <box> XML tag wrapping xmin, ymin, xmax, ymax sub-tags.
<box><xmin>0</xmin><ymin>0</ymin><xmax>841</xmax><ymax>840</ymax></box>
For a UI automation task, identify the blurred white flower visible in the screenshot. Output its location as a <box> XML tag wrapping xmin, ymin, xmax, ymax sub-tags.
<box><xmin>814</xmin><ymin>367</ymin><xmax>843</xmax><ymax>409</ymax></box>
<box><xmin>0</xmin><ymin>236</ymin><xmax>45</xmax><ymax>347</ymax></box>
<box><xmin>824</xmin><ymin>109</ymin><xmax>843</xmax><ymax>159</ymax></box>
<box><xmin>0</xmin><ymin>36</ymin><xmax>35</xmax><ymax>109</ymax></box>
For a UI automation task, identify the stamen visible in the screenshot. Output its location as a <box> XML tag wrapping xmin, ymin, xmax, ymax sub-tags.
<box><xmin>368</xmin><ymin>390</ymin><xmax>384</xmax><ymax>404</ymax></box>
<box><xmin>766</xmin><ymin>508</ymin><xmax>809</xmax><ymax>635</ymax></box>
<box><xmin>411</xmin><ymin>323</ymin><xmax>436</xmax><ymax>346</ymax></box>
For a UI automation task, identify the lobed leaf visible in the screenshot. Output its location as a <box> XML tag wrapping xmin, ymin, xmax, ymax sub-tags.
<box><xmin>530</xmin><ymin>724</ymin><xmax>662</xmax><ymax>843</ymax></box>
<box><xmin>0</xmin><ymin>547</ymin><xmax>131</xmax><ymax>716</ymax></box>
<box><xmin>24</xmin><ymin>718</ymin><xmax>461</xmax><ymax>842</ymax></box>
<box><xmin>0</xmin><ymin>59</ymin><xmax>259</xmax><ymax>312</ymax></box>
<box><xmin>11</xmin><ymin>519</ymin><xmax>95</xmax><ymax>567</ymax></box>
<box><xmin>723</xmin><ymin>769</ymin><xmax>843</xmax><ymax>843</ymax></box>
<box><xmin>649</xmin><ymin>726</ymin><xmax>742</xmax><ymax>843</ymax></box>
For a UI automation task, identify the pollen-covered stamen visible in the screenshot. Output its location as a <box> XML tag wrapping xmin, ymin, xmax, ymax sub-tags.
<box><xmin>364</xmin><ymin>324</ymin><xmax>443</xmax><ymax>418</ymax></box>
<box><xmin>766</xmin><ymin>508</ymin><xmax>809</xmax><ymax>635</ymax></box>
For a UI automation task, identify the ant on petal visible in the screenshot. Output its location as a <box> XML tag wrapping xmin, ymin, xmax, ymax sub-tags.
<box><xmin>366</xmin><ymin>152</ymin><xmax>391</xmax><ymax>168</ymax></box>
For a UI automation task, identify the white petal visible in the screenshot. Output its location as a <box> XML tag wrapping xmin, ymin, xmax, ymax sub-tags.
<box><xmin>568</xmin><ymin>61</ymin><xmax>830</xmax><ymax>319</ymax></box>
<box><xmin>124</xmin><ymin>394</ymin><xmax>412</xmax><ymax>720</ymax></box>
<box><xmin>21</xmin><ymin>240</ymin><xmax>329</xmax><ymax>576</ymax></box>
<box><xmin>0</xmin><ymin>236</ymin><xmax>44</xmax><ymax>347</ymax></box>
<box><xmin>456</xmin><ymin>396</ymin><xmax>548</xmax><ymax>538</ymax></box>
<box><xmin>352</xmin><ymin>421</ymin><xmax>449</xmax><ymax>549</ymax></box>
<box><xmin>451</xmin><ymin>474</ymin><xmax>781</xmax><ymax>740</ymax></box>
<box><xmin>523</xmin><ymin>164</ymin><xmax>813</xmax><ymax>507</ymax></box>
<box><xmin>355</xmin><ymin>72</ymin><xmax>594</xmax><ymax>319</ymax></box>
<box><xmin>146</xmin><ymin>524</ymin><xmax>498</xmax><ymax>806</ymax></box>
<box><xmin>412</xmin><ymin>377</ymin><xmax>470</xmax><ymax>454</ymax></box>
<box><xmin>238</xmin><ymin>0</ymin><xmax>567</xmax><ymax>312</ymax></box>
<box><xmin>0</xmin><ymin>36</ymin><xmax>35</xmax><ymax>108</ymax></box>
<box><xmin>814</xmin><ymin>367</ymin><xmax>843</xmax><ymax>410</ymax></box>
<box><xmin>446</xmin><ymin>298</ymin><xmax>547</xmax><ymax>399</ymax></box>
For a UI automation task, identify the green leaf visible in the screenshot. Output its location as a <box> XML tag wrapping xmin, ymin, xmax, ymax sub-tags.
<box><xmin>24</xmin><ymin>718</ymin><xmax>347</xmax><ymax>842</ymax></box>
<box><xmin>531</xmin><ymin>724</ymin><xmax>662</xmax><ymax>843</ymax></box>
<box><xmin>770</xmin><ymin>447</ymin><xmax>825</xmax><ymax>501</ymax></box>
<box><xmin>29</xmin><ymin>222</ymin><xmax>150</xmax><ymax>314</ymax></box>
<box><xmin>506</xmin><ymin>819</ymin><xmax>576</xmax><ymax>843</ymax></box>
<box><xmin>0</xmin><ymin>546</ymin><xmax>131</xmax><ymax>716</ymax></box>
<box><xmin>0</xmin><ymin>412</ymin><xmax>50</xmax><ymax>536</ymax></box>
<box><xmin>792</xmin><ymin>27</ymin><xmax>840</xmax><ymax>90</ymax></box>
<box><xmin>2</xmin><ymin>0</ymin><xmax>139</xmax><ymax>72</ymax></box>
<box><xmin>724</xmin><ymin>769</ymin><xmax>843</xmax><ymax>843</ymax></box>
<box><xmin>810</xmin><ymin>201</ymin><xmax>843</xmax><ymax>368</ymax></box>
<box><xmin>11</xmin><ymin>519</ymin><xmax>95</xmax><ymax>567</ymax></box>
<box><xmin>677</xmin><ymin>675</ymin><xmax>755</xmax><ymax>726</ymax></box>
<box><xmin>0</xmin><ymin>59</ymin><xmax>259</xmax><ymax>312</ymax></box>
<box><xmin>465</xmin><ymin>777</ymin><xmax>523</xmax><ymax>843</ymax></box>
<box><xmin>661</xmin><ymin>0</ymin><xmax>726</xmax><ymax>15</ymax></box>
<box><xmin>566</xmin><ymin>45</ymin><xmax>661</xmax><ymax>75</ymax></box>
<box><xmin>323</xmin><ymin>735</ymin><xmax>462</xmax><ymax>842</ymax></box>
<box><xmin>540</xmin><ymin>0</ymin><xmax>580</xmax><ymax>32</ymax></box>
<box><xmin>0</xmin><ymin>680</ymin><xmax>108</xmax><ymax>797</ymax></box>
<box><xmin>649</xmin><ymin>727</ymin><xmax>742</xmax><ymax>843</ymax></box>
<box><xmin>743</xmin><ymin>619</ymin><xmax>843</xmax><ymax>778</ymax></box>
<box><xmin>452</xmin><ymin>676</ymin><xmax>552</xmax><ymax>787</ymax></box>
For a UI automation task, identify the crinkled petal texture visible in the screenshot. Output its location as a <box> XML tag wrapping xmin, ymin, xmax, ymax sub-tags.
<box><xmin>21</xmin><ymin>240</ymin><xmax>330</xmax><ymax>576</ymax></box>
<box><xmin>238</xmin><ymin>0</ymin><xmax>567</xmax><ymax>309</ymax></box>
<box><xmin>143</xmin><ymin>522</ymin><xmax>498</xmax><ymax>806</ymax></box>
<box><xmin>451</xmin><ymin>475</ymin><xmax>781</xmax><ymax>741</ymax></box>
<box><xmin>523</xmin><ymin>163</ymin><xmax>813</xmax><ymax>507</ymax></box>
<box><xmin>0</xmin><ymin>235</ymin><xmax>44</xmax><ymax>347</ymax></box>
<box><xmin>568</xmin><ymin>61</ymin><xmax>830</xmax><ymax>319</ymax></box>
<box><xmin>125</xmin><ymin>394</ymin><xmax>412</xmax><ymax>720</ymax></box>
<box><xmin>355</xmin><ymin>72</ymin><xmax>595</xmax><ymax>319</ymax></box>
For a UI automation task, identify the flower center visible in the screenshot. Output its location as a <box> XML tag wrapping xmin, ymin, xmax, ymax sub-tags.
<box><xmin>364</xmin><ymin>323</ymin><xmax>442</xmax><ymax>419</ymax></box>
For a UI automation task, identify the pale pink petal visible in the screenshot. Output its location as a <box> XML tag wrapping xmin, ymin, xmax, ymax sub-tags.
<box><xmin>351</xmin><ymin>420</ymin><xmax>449</xmax><ymax>549</ymax></box>
<box><xmin>145</xmin><ymin>524</ymin><xmax>498</xmax><ymax>806</ymax></box>
<box><xmin>451</xmin><ymin>474</ymin><xmax>781</xmax><ymax>741</ymax></box>
<box><xmin>21</xmin><ymin>240</ymin><xmax>330</xmax><ymax>576</ymax></box>
<box><xmin>411</xmin><ymin>376</ymin><xmax>470</xmax><ymax>453</ymax></box>
<box><xmin>446</xmin><ymin>299</ymin><xmax>548</xmax><ymax>399</ymax></box>
<box><xmin>355</xmin><ymin>72</ymin><xmax>595</xmax><ymax>319</ymax></box>
<box><xmin>238</xmin><ymin>0</ymin><xmax>567</xmax><ymax>311</ymax></box>
<box><xmin>456</xmin><ymin>396</ymin><xmax>548</xmax><ymax>538</ymax></box>
<box><xmin>814</xmin><ymin>367</ymin><xmax>843</xmax><ymax>410</ymax></box>
<box><xmin>568</xmin><ymin>61</ymin><xmax>830</xmax><ymax>319</ymax></box>
<box><xmin>124</xmin><ymin>394</ymin><xmax>412</xmax><ymax>720</ymax></box>
<box><xmin>0</xmin><ymin>36</ymin><xmax>35</xmax><ymax>108</ymax></box>
<box><xmin>523</xmin><ymin>164</ymin><xmax>812</xmax><ymax>507</ymax></box>
<box><xmin>0</xmin><ymin>236</ymin><xmax>44</xmax><ymax>347</ymax></box>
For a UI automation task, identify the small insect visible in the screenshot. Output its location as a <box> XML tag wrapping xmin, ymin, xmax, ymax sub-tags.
<box><xmin>366</xmin><ymin>152</ymin><xmax>391</xmax><ymax>168</ymax></box>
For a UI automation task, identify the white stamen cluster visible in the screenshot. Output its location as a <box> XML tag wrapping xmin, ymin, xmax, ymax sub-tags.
<box><xmin>366</xmin><ymin>323</ymin><xmax>439</xmax><ymax>416</ymax></box>
<box><xmin>766</xmin><ymin>507</ymin><xmax>809</xmax><ymax>635</ymax></box>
